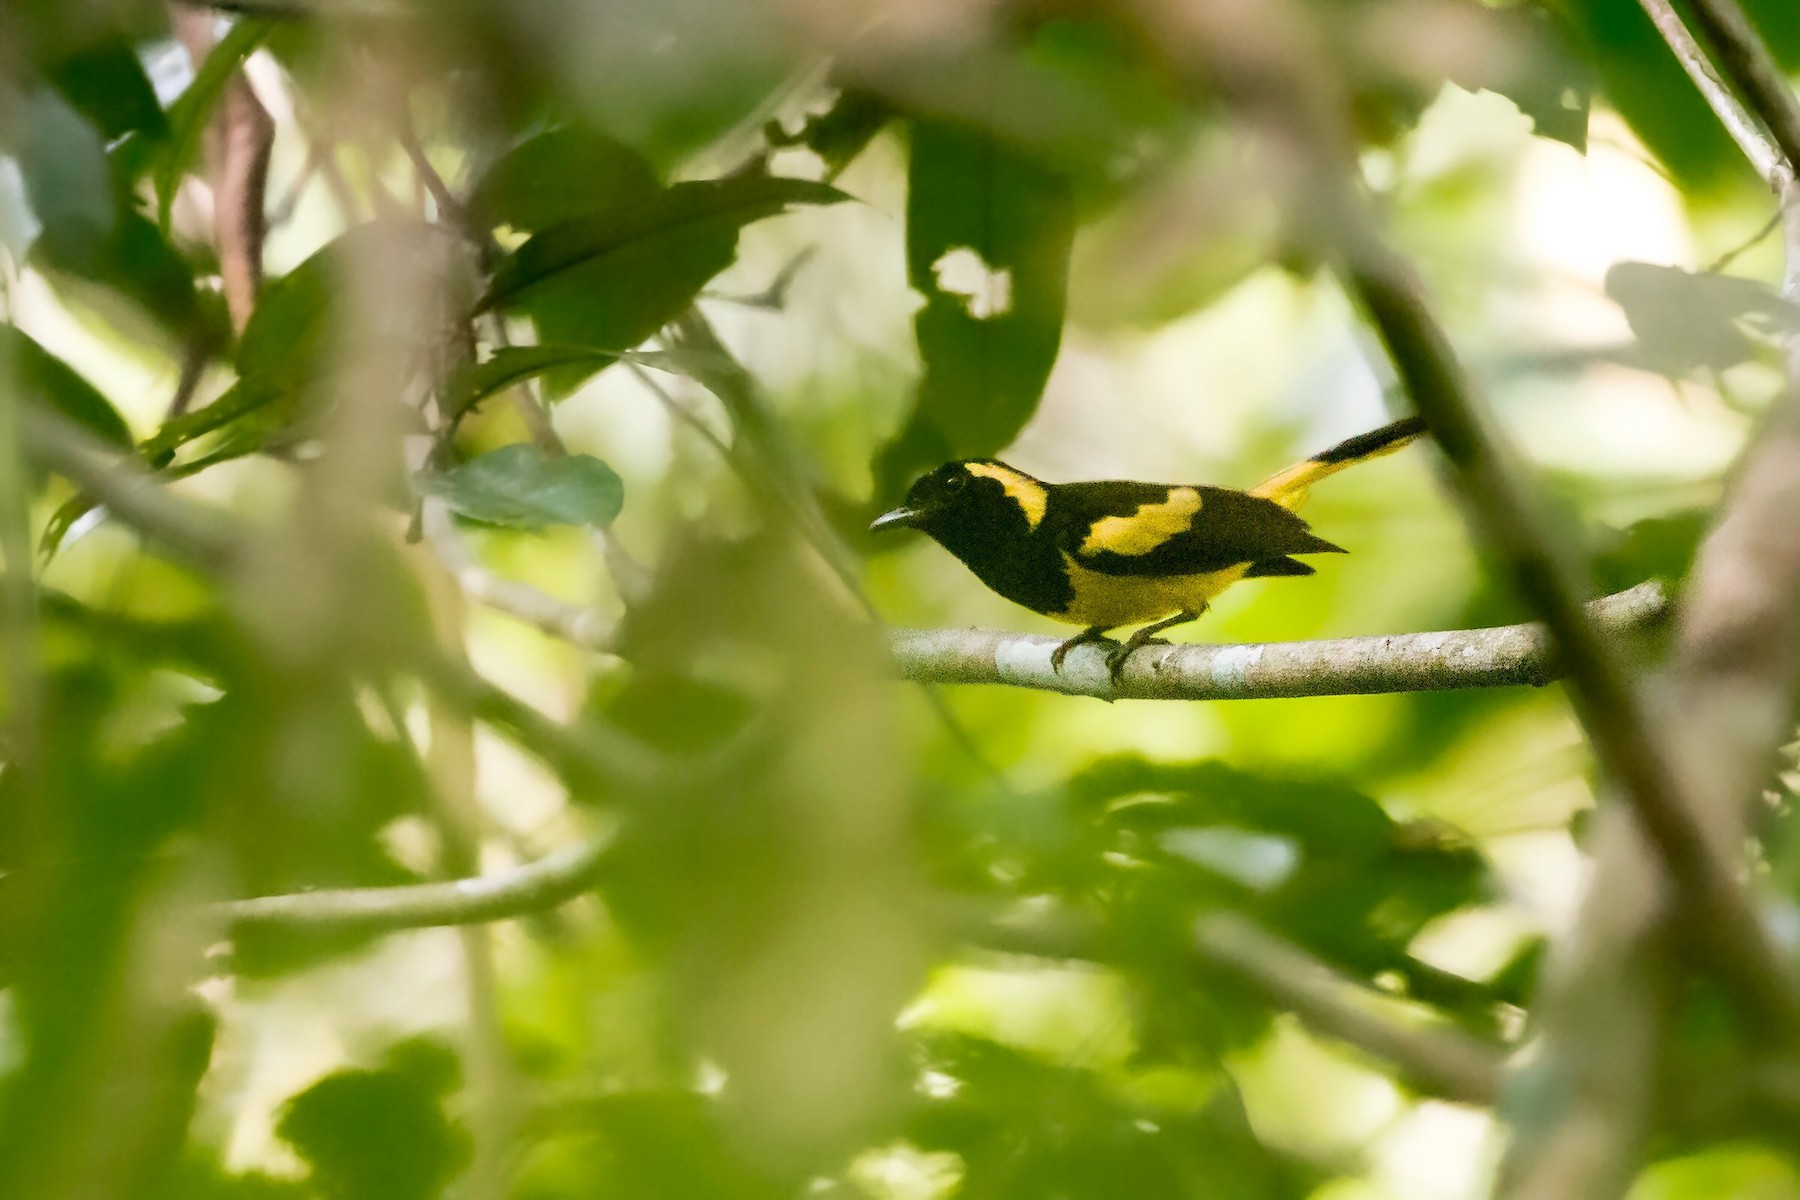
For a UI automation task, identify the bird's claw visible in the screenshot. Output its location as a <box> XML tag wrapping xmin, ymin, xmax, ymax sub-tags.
<box><xmin>1103</xmin><ymin>636</ymin><xmax>1170</xmax><ymax>686</ymax></box>
<box><xmin>1050</xmin><ymin>628</ymin><xmax>1115</xmax><ymax>675</ymax></box>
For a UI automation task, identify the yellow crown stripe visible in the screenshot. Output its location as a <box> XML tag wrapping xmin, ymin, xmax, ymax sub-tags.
<box><xmin>966</xmin><ymin>462</ymin><xmax>1048</xmax><ymax>529</ymax></box>
<box><xmin>1079</xmin><ymin>487</ymin><xmax>1202</xmax><ymax>556</ymax></box>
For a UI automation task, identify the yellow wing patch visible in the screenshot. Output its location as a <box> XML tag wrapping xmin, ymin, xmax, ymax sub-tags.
<box><xmin>966</xmin><ymin>461</ymin><xmax>1048</xmax><ymax>529</ymax></box>
<box><xmin>1079</xmin><ymin>487</ymin><xmax>1202</xmax><ymax>557</ymax></box>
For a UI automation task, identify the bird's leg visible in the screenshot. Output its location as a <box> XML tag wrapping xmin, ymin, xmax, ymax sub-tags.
<box><xmin>1104</xmin><ymin>608</ymin><xmax>1204</xmax><ymax>685</ymax></box>
<box><xmin>1050</xmin><ymin>625</ymin><xmax>1114</xmax><ymax>674</ymax></box>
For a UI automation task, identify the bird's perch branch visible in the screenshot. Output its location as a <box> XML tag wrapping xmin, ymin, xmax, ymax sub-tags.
<box><xmin>890</xmin><ymin>582</ymin><xmax>1669</xmax><ymax>700</ymax></box>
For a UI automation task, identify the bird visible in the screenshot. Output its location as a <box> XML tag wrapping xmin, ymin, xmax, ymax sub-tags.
<box><xmin>870</xmin><ymin>416</ymin><xmax>1428</xmax><ymax>684</ymax></box>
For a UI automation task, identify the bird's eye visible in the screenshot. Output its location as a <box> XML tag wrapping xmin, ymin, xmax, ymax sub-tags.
<box><xmin>944</xmin><ymin>473</ymin><xmax>967</xmax><ymax>494</ymax></box>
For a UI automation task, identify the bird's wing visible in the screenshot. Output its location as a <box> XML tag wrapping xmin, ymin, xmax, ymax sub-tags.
<box><xmin>1052</xmin><ymin>482</ymin><xmax>1344</xmax><ymax>577</ymax></box>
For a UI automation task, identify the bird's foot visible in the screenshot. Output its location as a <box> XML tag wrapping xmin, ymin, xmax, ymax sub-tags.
<box><xmin>1103</xmin><ymin>634</ymin><xmax>1171</xmax><ymax>686</ymax></box>
<box><xmin>1050</xmin><ymin>626</ymin><xmax>1115</xmax><ymax>674</ymax></box>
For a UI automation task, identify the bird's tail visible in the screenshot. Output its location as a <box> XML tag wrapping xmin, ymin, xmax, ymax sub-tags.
<box><xmin>1249</xmin><ymin>416</ymin><xmax>1428</xmax><ymax>511</ymax></box>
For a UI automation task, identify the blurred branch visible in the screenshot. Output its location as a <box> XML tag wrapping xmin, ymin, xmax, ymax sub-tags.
<box><xmin>1341</xmin><ymin>237</ymin><xmax>1800</xmax><ymax>1036</ymax></box>
<box><xmin>420</xmin><ymin>498</ymin><xmax>617</xmax><ymax>652</ymax></box>
<box><xmin>965</xmin><ymin>900</ymin><xmax>1503</xmax><ymax>1108</ymax></box>
<box><xmin>891</xmin><ymin>581</ymin><xmax>1667</xmax><ymax>700</ymax></box>
<box><xmin>1193</xmin><ymin>913</ymin><xmax>1503</xmax><ymax>1108</ymax></box>
<box><xmin>1489</xmin><ymin>8</ymin><xmax>1800</xmax><ymax>1196</ymax></box>
<box><xmin>217</xmin><ymin>826</ymin><xmax>616</xmax><ymax>935</ymax></box>
<box><xmin>666</xmin><ymin>311</ymin><xmax>1011</xmax><ymax>780</ymax></box>
<box><xmin>21</xmin><ymin>409</ymin><xmax>237</xmax><ymax>571</ymax></box>
<box><xmin>1681</xmin><ymin>0</ymin><xmax>1800</xmax><ymax>183</ymax></box>
<box><xmin>1635</xmin><ymin>0</ymin><xmax>1786</xmax><ymax>185</ymax></box>
<box><xmin>21</xmin><ymin>408</ymin><xmax>663</xmax><ymax>791</ymax></box>
<box><xmin>171</xmin><ymin>4</ymin><xmax>275</xmax><ymax>333</ymax></box>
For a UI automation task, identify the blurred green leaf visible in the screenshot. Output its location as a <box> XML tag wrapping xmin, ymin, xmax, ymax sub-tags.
<box><xmin>13</xmin><ymin>86</ymin><xmax>116</xmax><ymax>270</ymax></box>
<box><xmin>1467</xmin><ymin>4</ymin><xmax>1592</xmax><ymax>151</ymax></box>
<box><xmin>140</xmin><ymin>222</ymin><xmax>451</xmax><ymax>466</ymax></box>
<box><xmin>1604</xmin><ymin>261</ymin><xmax>1799</xmax><ymax>373</ymax></box>
<box><xmin>525</xmin><ymin>1092</ymin><xmax>788</xmax><ymax>1200</ymax></box>
<box><xmin>140</xmin><ymin>375</ymin><xmax>287</xmax><ymax>466</ymax></box>
<box><xmin>33</xmin><ymin>210</ymin><xmax>214</xmax><ymax>345</ymax></box>
<box><xmin>468</xmin><ymin>126</ymin><xmax>662</xmax><ymax>233</ymax></box>
<box><xmin>908</xmin><ymin>1033</ymin><xmax>1316</xmax><ymax>1200</ymax></box>
<box><xmin>879</xmin><ymin>119</ymin><xmax>1075</xmax><ymax>497</ymax></box>
<box><xmin>48</xmin><ymin>36</ymin><xmax>168</xmax><ymax>143</ymax></box>
<box><xmin>1558</xmin><ymin>0</ymin><xmax>1751</xmax><ymax>187</ymax></box>
<box><xmin>2</xmin><ymin>325</ymin><xmax>131</xmax><ymax>448</ymax></box>
<box><xmin>155</xmin><ymin>17</ymin><xmax>275</xmax><ymax>227</ymax></box>
<box><xmin>1595</xmin><ymin>509</ymin><xmax>1710</xmax><ymax>592</ymax></box>
<box><xmin>417</xmin><ymin>444</ymin><xmax>625</xmax><ymax>530</ymax></box>
<box><xmin>766</xmin><ymin>88</ymin><xmax>892</xmax><ymax>178</ymax></box>
<box><xmin>447</xmin><ymin>345</ymin><xmax>619</xmax><ymax>417</ymax></box>
<box><xmin>477</xmin><ymin>175</ymin><xmax>847</xmax><ymax>353</ymax></box>
<box><xmin>276</xmin><ymin>1061</ymin><xmax>466</xmax><ymax>1200</ymax></box>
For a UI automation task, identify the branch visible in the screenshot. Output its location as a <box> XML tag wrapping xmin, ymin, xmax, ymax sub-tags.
<box><xmin>171</xmin><ymin>3</ymin><xmax>275</xmax><ymax>333</ymax></box>
<box><xmin>890</xmin><ymin>582</ymin><xmax>1668</xmax><ymax>700</ymax></box>
<box><xmin>218</xmin><ymin>827</ymin><xmax>616</xmax><ymax>934</ymax></box>
<box><xmin>1634</xmin><ymin>0</ymin><xmax>1786</xmax><ymax>185</ymax></box>
<box><xmin>963</xmin><ymin>900</ymin><xmax>1504</xmax><ymax>1108</ymax></box>
<box><xmin>22</xmin><ymin>408</ymin><xmax>666</xmax><ymax>792</ymax></box>
<box><xmin>1341</xmin><ymin>238</ymin><xmax>1800</xmax><ymax>1036</ymax></box>
<box><xmin>21</xmin><ymin>408</ymin><xmax>236</xmax><ymax>571</ymax></box>
<box><xmin>420</xmin><ymin>499</ymin><xmax>617</xmax><ymax>652</ymax></box>
<box><xmin>1193</xmin><ymin>913</ymin><xmax>1503</xmax><ymax>1108</ymax></box>
<box><xmin>1497</xmin><ymin>8</ymin><xmax>1800</xmax><ymax>1196</ymax></box>
<box><xmin>1682</xmin><ymin>0</ymin><xmax>1800</xmax><ymax>183</ymax></box>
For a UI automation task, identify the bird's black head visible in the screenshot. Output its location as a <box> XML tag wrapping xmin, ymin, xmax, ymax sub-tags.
<box><xmin>869</xmin><ymin>460</ymin><xmax>1046</xmax><ymax>543</ymax></box>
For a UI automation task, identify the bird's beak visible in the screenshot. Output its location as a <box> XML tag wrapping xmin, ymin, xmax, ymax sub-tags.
<box><xmin>870</xmin><ymin>506</ymin><xmax>923</xmax><ymax>533</ymax></box>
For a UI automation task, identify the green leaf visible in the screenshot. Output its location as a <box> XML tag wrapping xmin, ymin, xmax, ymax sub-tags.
<box><xmin>417</xmin><ymin>444</ymin><xmax>625</xmax><ymax>529</ymax></box>
<box><xmin>155</xmin><ymin>17</ymin><xmax>275</xmax><ymax>228</ymax></box>
<box><xmin>1604</xmin><ymin>261</ymin><xmax>1800</xmax><ymax>373</ymax></box>
<box><xmin>879</xmin><ymin>119</ymin><xmax>1074</xmax><ymax>496</ymax></box>
<box><xmin>139</xmin><ymin>375</ymin><xmax>290</xmax><ymax>466</ymax></box>
<box><xmin>48</xmin><ymin>37</ymin><xmax>169</xmax><ymax>143</ymax></box>
<box><xmin>467</xmin><ymin>127</ymin><xmax>662</xmax><ymax>233</ymax></box>
<box><xmin>447</xmin><ymin>344</ymin><xmax>619</xmax><ymax>417</ymax></box>
<box><xmin>1557</xmin><ymin>0</ymin><xmax>1749</xmax><ymax>186</ymax></box>
<box><xmin>2</xmin><ymin>326</ymin><xmax>131</xmax><ymax>448</ymax></box>
<box><xmin>33</xmin><ymin>210</ymin><xmax>213</xmax><ymax>343</ymax></box>
<box><xmin>14</xmin><ymin>87</ymin><xmax>116</xmax><ymax>271</ymax></box>
<box><xmin>275</xmin><ymin>1063</ymin><xmax>466</xmax><ymax>1200</ymax></box>
<box><xmin>1465</xmin><ymin>5</ymin><xmax>1591</xmax><ymax>152</ymax></box>
<box><xmin>137</xmin><ymin>222</ymin><xmax>453</xmax><ymax>467</ymax></box>
<box><xmin>479</xmin><ymin>174</ymin><xmax>848</xmax><ymax>313</ymax></box>
<box><xmin>766</xmin><ymin>89</ymin><xmax>891</xmax><ymax>177</ymax></box>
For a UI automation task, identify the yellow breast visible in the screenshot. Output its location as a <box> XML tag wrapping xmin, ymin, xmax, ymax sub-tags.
<box><xmin>1052</xmin><ymin>554</ymin><xmax>1249</xmax><ymax>627</ymax></box>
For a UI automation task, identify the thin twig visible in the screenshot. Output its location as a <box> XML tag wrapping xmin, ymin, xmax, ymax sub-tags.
<box><xmin>890</xmin><ymin>581</ymin><xmax>1668</xmax><ymax>700</ymax></box>
<box><xmin>1705</xmin><ymin>208</ymin><xmax>1784</xmax><ymax>273</ymax></box>
<box><xmin>628</xmin><ymin>359</ymin><xmax>735</xmax><ymax>462</ymax></box>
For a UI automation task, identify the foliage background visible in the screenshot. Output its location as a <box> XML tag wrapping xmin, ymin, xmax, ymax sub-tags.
<box><xmin>2</xmin><ymin>1</ymin><xmax>1799</xmax><ymax>1198</ymax></box>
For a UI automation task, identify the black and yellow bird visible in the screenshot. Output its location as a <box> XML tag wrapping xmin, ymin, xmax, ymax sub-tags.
<box><xmin>871</xmin><ymin>416</ymin><xmax>1429</xmax><ymax>681</ymax></box>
